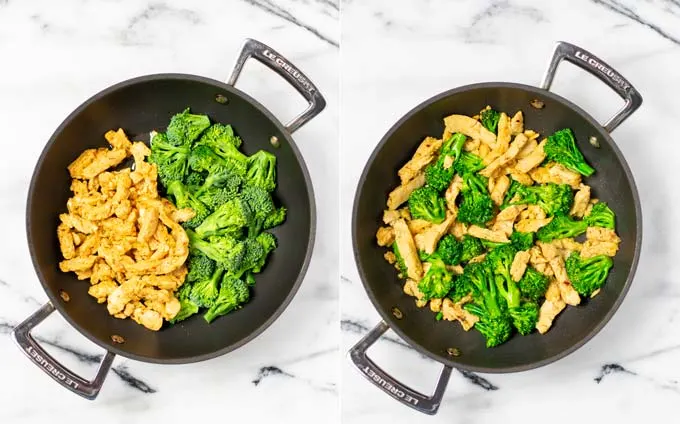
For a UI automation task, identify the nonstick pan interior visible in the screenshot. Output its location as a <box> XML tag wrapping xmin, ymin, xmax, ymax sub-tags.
<box><xmin>27</xmin><ymin>74</ymin><xmax>314</xmax><ymax>363</ymax></box>
<box><xmin>353</xmin><ymin>83</ymin><xmax>641</xmax><ymax>372</ymax></box>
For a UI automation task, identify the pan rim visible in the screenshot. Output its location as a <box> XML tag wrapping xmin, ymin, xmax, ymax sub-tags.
<box><xmin>25</xmin><ymin>72</ymin><xmax>317</xmax><ymax>364</ymax></box>
<box><xmin>351</xmin><ymin>81</ymin><xmax>642</xmax><ymax>374</ymax></box>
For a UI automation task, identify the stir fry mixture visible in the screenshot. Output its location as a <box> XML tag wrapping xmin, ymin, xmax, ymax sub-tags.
<box><xmin>57</xmin><ymin>109</ymin><xmax>285</xmax><ymax>330</ymax></box>
<box><xmin>377</xmin><ymin>106</ymin><xmax>621</xmax><ymax>347</ymax></box>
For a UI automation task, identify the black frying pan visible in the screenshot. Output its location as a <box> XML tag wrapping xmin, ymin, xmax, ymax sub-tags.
<box><xmin>12</xmin><ymin>39</ymin><xmax>325</xmax><ymax>400</ymax></box>
<box><xmin>349</xmin><ymin>42</ymin><xmax>642</xmax><ymax>414</ymax></box>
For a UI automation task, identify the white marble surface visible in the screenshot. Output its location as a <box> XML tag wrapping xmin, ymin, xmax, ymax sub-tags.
<box><xmin>340</xmin><ymin>0</ymin><xmax>680</xmax><ymax>422</ymax></box>
<box><xmin>0</xmin><ymin>0</ymin><xmax>338</xmax><ymax>422</ymax></box>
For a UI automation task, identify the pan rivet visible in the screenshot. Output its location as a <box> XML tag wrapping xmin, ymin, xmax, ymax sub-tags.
<box><xmin>59</xmin><ymin>290</ymin><xmax>70</xmax><ymax>302</ymax></box>
<box><xmin>111</xmin><ymin>335</ymin><xmax>125</xmax><ymax>344</ymax></box>
<box><xmin>447</xmin><ymin>347</ymin><xmax>461</xmax><ymax>357</ymax></box>
<box><xmin>270</xmin><ymin>136</ymin><xmax>280</xmax><ymax>148</ymax></box>
<box><xmin>215</xmin><ymin>94</ymin><xmax>229</xmax><ymax>104</ymax></box>
<box><xmin>530</xmin><ymin>99</ymin><xmax>545</xmax><ymax>109</ymax></box>
<box><xmin>391</xmin><ymin>307</ymin><xmax>403</xmax><ymax>319</ymax></box>
<box><xmin>589</xmin><ymin>136</ymin><xmax>600</xmax><ymax>148</ymax></box>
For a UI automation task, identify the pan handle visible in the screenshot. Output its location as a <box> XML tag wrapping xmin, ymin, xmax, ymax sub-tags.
<box><xmin>348</xmin><ymin>321</ymin><xmax>452</xmax><ymax>415</ymax></box>
<box><xmin>227</xmin><ymin>38</ymin><xmax>327</xmax><ymax>134</ymax></box>
<box><xmin>540</xmin><ymin>41</ymin><xmax>642</xmax><ymax>133</ymax></box>
<box><xmin>11</xmin><ymin>302</ymin><xmax>116</xmax><ymax>400</ymax></box>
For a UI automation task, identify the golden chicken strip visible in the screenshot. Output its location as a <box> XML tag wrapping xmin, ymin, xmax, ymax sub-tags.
<box><xmin>443</xmin><ymin>114</ymin><xmax>496</xmax><ymax>147</ymax></box>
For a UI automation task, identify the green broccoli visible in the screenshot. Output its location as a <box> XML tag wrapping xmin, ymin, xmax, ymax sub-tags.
<box><xmin>481</xmin><ymin>239</ymin><xmax>510</xmax><ymax>250</ymax></box>
<box><xmin>536</xmin><ymin>203</ymin><xmax>615</xmax><ymax>242</ymax></box>
<box><xmin>198</xmin><ymin>123</ymin><xmax>242</xmax><ymax>149</ymax></box>
<box><xmin>170</xmin><ymin>299</ymin><xmax>200</xmax><ymax>324</ymax></box>
<box><xmin>246</xmin><ymin>150</ymin><xmax>277</xmax><ymax>192</ymax></box>
<box><xmin>417</xmin><ymin>257</ymin><xmax>455</xmax><ymax>300</ymax></box>
<box><xmin>510</xmin><ymin>183</ymin><xmax>574</xmax><ymax>216</ymax></box>
<box><xmin>518</xmin><ymin>266</ymin><xmax>549</xmax><ymax>301</ymax></box>
<box><xmin>408</xmin><ymin>185</ymin><xmax>447</xmax><ymax>224</ymax></box>
<box><xmin>424</xmin><ymin>133</ymin><xmax>467</xmax><ymax>191</ymax></box>
<box><xmin>194</xmin><ymin>197</ymin><xmax>252</xmax><ymax>238</ymax></box>
<box><xmin>226</xmin><ymin>234</ymin><xmax>276</xmax><ymax>279</ymax></box>
<box><xmin>510</xmin><ymin>231</ymin><xmax>535</xmax><ymax>251</ymax></box>
<box><xmin>186</xmin><ymin>230</ymin><xmax>246</xmax><ymax>274</ymax></box>
<box><xmin>203</xmin><ymin>275</ymin><xmax>250</xmax><ymax>323</ymax></box>
<box><xmin>240</xmin><ymin>185</ymin><xmax>279</xmax><ymax>236</ymax></box>
<box><xmin>501</xmin><ymin>179</ymin><xmax>523</xmax><ymax>209</ymax></box>
<box><xmin>480</xmin><ymin>108</ymin><xmax>501</xmax><ymax>134</ymax></box>
<box><xmin>565</xmin><ymin>252</ymin><xmax>613</xmax><ymax>297</ymax></box>
<box><xmin>199</xmin><ymin>130</ymin><xmax>248</xmax><ymax>177</ymax></box>
<box><xmin>187</xmin><ymin>144</ymin><xmax>227</xmax><ymax>174</ymax></box>
<box><xmin>263</xmin><ymin>206</ymin><xmax>287</xmax><ymax>230</ymax></box>
<box><xmin>454</xmin><ymin>152</ymin><xmax>485</xmax><ymax>175</ymax></box>
<box><xmin>189</xmin><ymin>267</ymin><xmax>224</xmax><ymax>308</ymax></box>
<box><xmin>166</xmin><ymin>180</ymin><xmax>211</xmax><ymax>229</ymax></box>
<box><xmin>544</xmin><ymin>128</ymin><xmax>595</xmax><ymax>177</ymax></box>
<box><xmin>148</xmin><ymin>132</ymin><xmax>191</xmax><ymax>187</ymax></box>
<box><xmin>457</xmin><ymin>173</ymin><xmax>494</xmax><ymax>226</ymax></box>
<box><xmin>460</xmin><ymin>235</ymin><xmax>485</xmax><ymax>262</ymax></box>
<box><xmin>450</xmin><ymin>267</ymin><xmax>478</xmax><ymax>302</ymax></box>
<box><xmin>185</xmin><ymin>171</ymin><xmax>207</xmax><ymax>188</ymax></box>
<box><xmin>462</xmin><ymin>262</ymin><xmax>512</xmax><ymax>347</ymax></box>
<box><xmin>194</xmin><ymin>175</ymin><xmax>242</xmax><ymax>211</ymax></box>
<box><xmin>166</xmin><ymin>108</ymin><xmax>211</xmax><ymax>146</ymax></box>
<box><xmin>433</xmin><ymin>234</ymin><xmax>462</xmax><ymax>266</ymax></box>
<box><xmin>393</xmin><ymin>242</ymin><xmax>407</xmax><ymax>277</ymax></box>
<box><xmin>252</xmin><ymin>232</ymin><xmax>277</xmax><ymax>273</ymax></box>
<box><xmin>585</xmin><ymin>202</ymin><xmax>615</xmax><ymax>230</ymax></box>
<box><xmin>186</xmin><ymin>251</ymin><xmax>216</xmax><ymax>283</ymax></box>
<box><xmin>508</xmin><ymin>301</ymin><xmax>539</xmax><ymax>336</ymax></box>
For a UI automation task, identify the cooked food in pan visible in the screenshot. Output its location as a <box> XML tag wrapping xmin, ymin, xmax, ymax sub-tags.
<box><xmin>377</xmin><ymin>106</ymin><xmax>621</xmax><ymax>347</ymax></box>
<box><xmin>57</xmin><ymin>109</ymin><xmax>286</xmax><ymax>330</ymax></box>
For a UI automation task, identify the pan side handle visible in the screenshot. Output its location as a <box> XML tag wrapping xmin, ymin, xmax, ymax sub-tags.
<box><xmin>347</xmin><ymin>321</ymin><xmax>453</xmax><ymax>415</ymax></box>
<box><xmin>11</xmin><ymin>302</ymin><xmax>116</xmax><ymax>400</ymax></box>
<box><xmin>227</xmin><ymin>38</ymin><xmax>327</xmax><ymax>134</ymax></box>
<box><xmin>541</xmin><ymin>41</ymin><xmax>643</xmax><ymax>133</ymax></box>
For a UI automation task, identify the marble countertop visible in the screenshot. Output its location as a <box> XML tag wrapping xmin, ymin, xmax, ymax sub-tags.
<box><xmin>0</xmin><ymin>0</ymin><xmax>338</xmax><ymax>422</ymax></box>
<box><xmin>340</xmin><ymin>0</ymin><xmax>680</xmax><ymax>422</ymax></box>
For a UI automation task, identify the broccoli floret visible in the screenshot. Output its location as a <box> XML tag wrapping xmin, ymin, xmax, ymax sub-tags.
<box><xmin>166</xmin><ymin>180</ymin><xmax>211</xmax><ymax>229</ymax></box>
<box><xmin>195</xmin><ymin>177</ymin><xmax>242</xmax><ymax>211</ymax></box>
<box><xmin>481</xmin><ymin>239</ymin><xmax>510</xmax><ymax>250</ymax></box>
<box><xmin>565</xmin><ymin>252</ymin><xmax>613</xmax><ymax>297</ymax></box>
<box><xmin>187</xmin><ymin>144</ymin><xmax>226</xmax><ymax>174</ymax></box>
<box><xmin>458</xmin><ymin>173</ymin><xmax>494</xmax><ymax>226</ymax></box>
<box><xmin>424</xmin><ymin>133</ymin><xmax>467</xmax><ymax>191</ymax></box>
<box><xmin>460</xmin><ymin>235</ymin><xmax>484</xmax><ymax>262</ymax></box>
<box><xmin>246</xmin><ymin>150</ymin><xmax>277</xmax><ymax>192</ymax></box>
<box><xmin>418</xmin><ymin>257</ymin><xmax>455</xmax><ymax>300</ymax></box>
<box><xmin>508</xmin><ymin>301</ymin><xmax>539</xmax><ymax>336</ymax></box>
<box><xmin>189</xmin><ymin>267</ymin><xmax>224</xmax><ymax>308</ymax></box>
<box><xmin>240</xmin><ymin>185</ymin><xmax>279</xmax><ymax>236</ymax></box>
<box><xmin>170</xmin><ymin>299</ymin><xmax>200</xmax><ymax>324</ymax></box>
<box><xmin>203</xmin><ymin>276</ymin><xmax>250</xmax><ymax>323</ymax></box>
<box><xmin>450</xmin><ymin>268</ymin><xmax>478</xmax><ymax>302</ymax></box>
<box><xmin>544</xmin><ymin>128</ymin><xmax>595</xmax><ymax>177</ymax></box>
<box><xmin>198</xmin><ymin>123</ymin><xmax>242</xmax><ymax>149</ymax></box>
<box><xmin>434</xmin><ymin>234</ymin><xmax>463</xmax><ymax>266</ymax></box>
<box><xmin>463</xmin><ymin>262</ymin><xmax>512</xmax><ymax>348</ymax></box>
<box><xmin>510</xmin><ymin>231</ymin><xmax>535</xmax><ymax>251</ymax></box>
<box><xmin>185</xmin><ymin>171</ymin><xmax>207</xmax><ymax>188</ymax></box>
<box><xmin>510</xmin><ymin>183</ymin><xmax>573</xmax><ymax>216</ymax></box>
<box><xmin>166</xmin><ymin>108</ymin><xmax>211</xmax><ymax>146</ymax></box>
<box><xmin>194</xmin><ymin>197</ymin><xmax>252</xmax><ymax>238</ymax></box>
<box><xmin>518</xmin><ymin>267</ymin><xmax>549</xmax><ymax>301</ymax></box>
<box><xmin>198</xmin><ymin>130</ymin><xmax>248</xmax><ymax>177</ymax></box>
<box><xmin>187</xmin><ymin>230</ymin><xmax>246</xmax><ymax>274</ymax></box>
<box><xmin>226</xmin><ymin>234</ymin><xmax>276</xmax><ymax>279</ymax></box>
<box><xmin>453</xmin><ymin>152</ymin><xmax>485</xmax><ymax>175</ymax></box>
<box><xmin>536</xmin><ymin>215</ymin><xmax>586</xmax><ymax>243</ymax></box>
<box><xmin>480</xmin><ymin>108</ymin><xmax>501</xmax><ymax>134</ymax></box>
<box><xmin>186</xmin><ymin>251</ymin><xmax>216</xmax><ymax>283</ymax></box>
<box><xmin>263</xmin><ymin>206</ymin><xmax>287</xmax><ymax>229</ymax></box>
<box><xmin>586</xmin><ymin>202</ymin><xmax>615</xmax><ymax>229</ymax></box>
<box><xmin>501</xmin><ymin>179</ymin><xmax>523</xmax><ymax>209</ymax></box>
<box><xmin>407</xmin><ymin>186</ymin><xmax>447</xmax><ymax>224</ymax></box>
<box><xmin>252</xmin><ymin>232</ymin><xmax>277</xmax><ymax>273</ymax></box>
<box><xmin>148</xmin><ymin>132</ymin><xmax>191</xmax><ymax>187</ymax></box>
<box><xmin>393</xmin><ymin>242</ymin><xmax>407</xmax><ymax>277</ymax></box>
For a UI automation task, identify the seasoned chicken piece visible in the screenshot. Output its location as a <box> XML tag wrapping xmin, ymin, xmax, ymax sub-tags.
<box><xmin>398</xmin><ymin>137</ymin><xmax>443</xmax><ymax>184</ymax></box>
<box><xmin>387</xmin><ymin>173</ymin><xmax>426</xmax><ymax>210</ymax></box>
<box><xmin>515</xmin><ymin>140</ymin><xmax>547</xmax><ymax>174</ymax></box>
<box><xmin>383</xmin><ymin>209</ymin><xmax>401</xmax><ymax>225</ymax></box>
<box><xmin>537</xmin><ymin>241</ymin><xmax>559</xmax><ymax>261</ymax></box>
<box><xmin>445</xmin><ymin>175</ymin><xmax>463</xmax><ymax>213</ymax></box>
<box><xmin>550</xmin><ymin>257</ymin><xmax>580</xmax><ymax>306</ymax></box>
<box><xmin>430</xmin><ymin>298</ymin><xmax>443</xmax><ymax>313</ymax></box>
<box><xmin>586</xmin><ymin>227</ymin><xmax>621</xmax><ymax>243</ymax></box>
<box><xmin>478</xmin><ymin>141</ymin><xmax>491</xmax><ymax>160</ymax></box>
<box><xmin>536</xmin><ymin>281</ymin><xmax>566</xmax><ymax>334</ymax></box>
<box><xmin>77</xmin><ymin>233</ymin><xmax>100</xmax><ymax>257</ymax></box>
<box><xmin>480</xmin><ymin>134</ymin><xmax>529</xmax><ymax>178</ymax></box>
<box><xmin>137</xmin><ymin>205</ymin><xmax>160</xmax><ymax>243</ymax></box>
<box><xmin>490</xmin><ymin>175</ymin><xmax>510</xmax><ymax>206</ymax></box>
<box><xmin>570</xmin><ymin>184</ymin><xmax>591</xmax><ymax>218</ymax></box>
<box><xmin>171</xmin><ymin>207</ymin><xmax>196</xmax><ymax>223</ymax></box>
<box><xmin>450</xmin><ymin>221</ymin><xmax>468</xmax><ymax>239</ymax></box>
<box><xmin>88</xmin><ymin>280</ymin><xmax>118</xmax><ymax>303</ymax></box>
<box><xmin>80</xmin><ymin>148</ymin><xmax>128</xmax><ymax>180</ymax></box>
<box><xmin>581</xmin><ymin>240</ymin><xmax>620</xmax><ymax>258</ymax></box>
<box><xmin>441</xmin><ymin>296</ymin><xmax>479</xmax><ymax>331</ymax></box>
<box><xmin>104</xmin><ymin>128</ymin><xmax>133</xmax><ymax>152</ymax></box>
<box><xmin>510</xmin><ymin>111</ymin><xmax>524</xmax><ymax>135</ymax></box>
<box><xmin>59</xmin><ymin>256</ymin><xmax>97</xmax><ymax>272</ymax></box>
<box><xmin>492</xmin><ymin>219</ymin><xmax>514</xmax><ymax>237</ymax></box>
<box><xmin>508</xmin><ymin>168</ymin><xmax>534</xmax><ymax>186</ymax></box>
<box><xmin>554</xmin><ymin>238</ymin><xmax>583</xmax><ymax>254</ymax></box>
<box><xmin>516</xmin><ymin>138</ymin><xmax>538</xmax><ymax>160</ymax></box>
<box><xmin>57</xmin><ymin>223</ymin><xmax>76</xmax><ymax>260</ymax></box>
<box><xmin>467</xmin><ymin>225</ymin><xmax>509</xmax><ymax>243</ymax></box>
<box><xmin>60</xmin><ymin>213</ymin><xmax>98</xmax><ymax>234</ymax></box>
<box><xmin>79</xmin><ymin>201</ymin><xmax>114</xmax><ymax>222</ymax></box>
<box><xmin>376</xmin><ymin>226</ymin><xmax>395</xmax><ymax>246</ymax></box>
<box><xmin>403</xmin><ymin>279</ymin><xmax>425</xmax><ymax>300</ymax></box>
<box><xmin>107</xmin><ymin>278</ymin><xmax>145</xmax><ymax>315</ymax></box>
<box><xmin>392</xmin><ymin>219</ymin><xmax>423</xmax><ymax>280</ymax></box>
<box><xmin>131</xmin><ymin>306</ymin><xmax>163</xmax><ymax>331</ymax></box>
<box><xmin>530</xmin><ymin>163</ymin><xmax>581</xmax><ymax>189</ymax></box>
<box><xmin>511</xmin><ymin>251</ymin><xmax>531</xmax><ymax>282</ymax></box>
<box><xmin>447</xmin><ymin>264</ymin><xmax>465</xmax><ymax>275</ymax></box>
<box><xmin>463</xmin><ymin>138</ymin><xmax>481</xmax><ymax>153</ymax></box>
<box><xmin>415</xmin><ymin>213</ymin><xmax>456</xmax><ymax>254</ymax></box>
<box><xmin>443</xmin><ymin>114</ymin><xmax>496</xmax><ymax>147</ymax></box>
<box><xmin>407</xmin><ymin>219</ymin><xmax>432</xmax><ymax>235</ymax></box>
<box><xmin>384</xmin><ymin>251</ymin><xmax>397</xmax><ymax>265</ymax></box>
<box><xmin>515</xmin><ymin>216</ymin><xmax>553</xmax><ymax>233</ymax></box>
<box><xmin>67</xmin><ymin>149</ymin><xmax>99</xmax><ymax>179</ymax></box>
<box><xmin>469</xmin><ymin>253</ymin><xmax>487</xmax><ymax>263</ymax></box>
<box><xmin>529</xmin><ymin>245</ymin><xmax>548</xmax><ymax>265</ymax></box>
<box><xmin>496</xmin><ymin>204</ymin><xmax>527</xmax><ymax>222</ymax></box>
<box><xmin>483</xmin><ymin>114</ymin><xmax>511</xmax><ymax>165</ymax></box>
<box><xmin>584</xmin><ymin>198</ymin><xmax>599</xmax><ymax>216</ymax></box>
